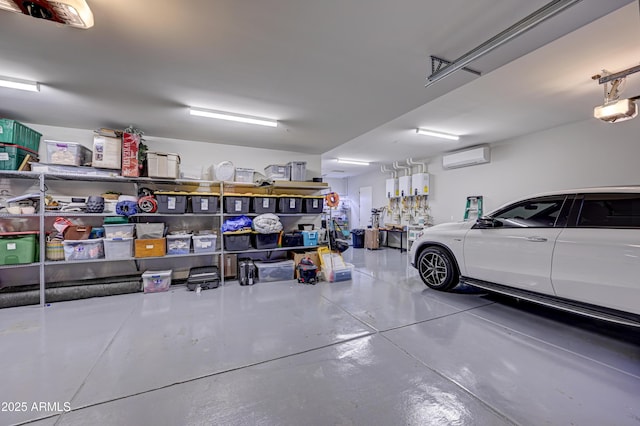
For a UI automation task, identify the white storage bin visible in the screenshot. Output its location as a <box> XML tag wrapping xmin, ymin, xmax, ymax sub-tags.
<box><xmin>103</xmin><ymin>224</ymin><xmax>135</xmax><ymax>238</ymax></box>
<box><xmin>166</xmin><ymin>234</ymin><xmax>192</xmax><ymax>255</ymax></box>
<box><xmin>234</xmin><ymin>167</ymin><xmax>254</xmax><ymax>183</ymax></box>
<box><xmin>136</xmin><ymin>223</ymin><xmax>165</xmax><ymax>239</ymax></box>
<box><xmin>147</xmin><ymin>152</ymin><xmax>180</xmax><ymax>179</ymax></box>
<box><xmin>104</xmin><ymin>237</ymin><xmax>134</xmax><ymax>260</ymax></box>
<box><xmin>45</xmin><ymin>140</ymin><xmax>93</xmax><ymax>166</ymax></box>
<box><xmin>142</xmin><ymin>270</ymin><xmax>172</xmax><ymax>293</ymax></box>
<box><xmin>287</xmin><ymin>161</ymin><xmax>306</xmax><ymax>181</ymax></box>
<box><xmin>192</xmin><ymin>234</ymin><xmax>217</xmax><ymax>253</ymax></box>
<box><xmin>264</xmin><ymin>164</ymin><xmax>290</xmax><ymax>180</ymax></box>
<box><xmin>63</xmin><ymin>239</ymin><xmax>104</xmax><ymax>261</ymax></box>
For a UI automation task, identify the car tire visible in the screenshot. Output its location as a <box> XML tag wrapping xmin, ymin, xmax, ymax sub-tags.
<box><xmin>417</xmin><ymin>247</ymin><xmax>459</xmax><ymax>291</ymax></box>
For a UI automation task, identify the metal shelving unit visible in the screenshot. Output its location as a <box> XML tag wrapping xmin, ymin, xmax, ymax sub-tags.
<box><xmin>0</xmin><ymin>171</ymin><xmax>330</xmax><ymax>307</ymax></box>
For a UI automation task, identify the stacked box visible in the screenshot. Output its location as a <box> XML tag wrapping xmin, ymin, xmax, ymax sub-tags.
<box><xmin>45</xmin><ymin>141</ymin><xmax>92</xmax><ymax>166</ymax></box>
<box><xmin>190</xmin><ymin>194</ymin><xmax>218</xmax><ymax>214</ymax></box>
<box><xmin>104</xmin><ymin>238</ymin><xmax>134</xmax><ymax>260</ymax></box>
<box><xmin>193</xmin><ymin>234</ymin><xmax>217</xmax><ymax>253</ymax></box>
<box><xmin>166</xmin><ymin>234</ymin><xmax>192</xmax><ymax>255</ymax></box>
<box><xmin>278</xmin><ymin>196</ymin><xmax>302</xmax><ymax>213</ymax></box>
<box><xmin>252</xmin><ymin>232</ymin><xmax>280</xmax><ymax>249</ymax></box>
<box><xmin>0</xmin><ymin>119</ymin><xmax>42</xmax><ymax>152</ymax></box>
<box><xmin>0</xmin><ymin>232</ymin><xmax>38</xmax><ymax>265</ymax></box>
<box><xmin>155</xmin><ymin>193</ymin><xmax>187</xmax><ymax>214</ymax></box>
<box><xmin>223</xmin><ymin>232</ymin><xmax>251</xmax><ymax>251</ymax></box>
<box><xmin>224</xmin><ymin>195</ymin><xmax>250</xmax><ymax>214</ymax></box>
<box><xmin>92</xmin><ymin>134</ymin><xmax>122</xmax><ymax>169</ymax></box>
<box><xmin>0</xmin><ymin>143</ymin><xmax>38</xmax><ymax>171</ymax></box>
<box><xmin>136</xmin><ymin>223</ymin><xmax>165</xmax><ymax>239</ymax></box>
<box><xmin>103</xmin><ymin>224</ymin><xmax>135</xmax><ymax>238</ymax></box>
<box><xmin>63</xmin><ymin>239</ymin><xmax>104</xmax><ymax>261</ymax></box>
<box><xmin>251</xmin><ymin>195</ymin><xmax>277</xmax><ymax>214</ymax></box>
<box><xmin>135</xmin><ymin>238</ymin><xmax>166</xmax><ymax>258</ymax></box>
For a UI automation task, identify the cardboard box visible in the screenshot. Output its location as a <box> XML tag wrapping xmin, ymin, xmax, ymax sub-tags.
<box><xmin>290</xmin><ymin>250</ymin><xmax>321</xmax><ymax>278</ymax></box>
<box><xmin>93</xmin><ymin>135</ymin><xmax>122</xmax><ymax>169</ymax></box>
<box><xmin>365</xmin><ymin>228</ymin><xmax>380</xmax><ymax>250</ymax></box>
<box><xmin>122</xmin><ymin>132</ymin><xmax>140</xmax><ymax>177</ymax></box>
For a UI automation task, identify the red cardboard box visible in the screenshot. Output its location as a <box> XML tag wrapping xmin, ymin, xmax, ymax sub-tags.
<box><xmin>122</xmin><ymin>132</ymin><xmax>140</xmax><ymax>177</ymax></box>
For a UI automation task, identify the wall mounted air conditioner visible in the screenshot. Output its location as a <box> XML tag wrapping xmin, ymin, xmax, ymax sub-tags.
<box><xmin>442</xmin><ymin>145</ymin><xmax>491</xmax><ymax>169</ymax></box>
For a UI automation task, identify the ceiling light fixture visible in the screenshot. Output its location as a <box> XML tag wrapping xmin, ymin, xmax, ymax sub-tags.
<box><xmin>0</xmin><ymin>76</ymin><xmax>40</xmax><ymax>92</ymax></box>
<box><xmin>189</xmin><ymin>108</ymin><xmax>278</xmax><ymax>128</ymax></box>
<box><xmin>0</xmin><ymin>0</ymin><xmax>94</xmax><ymax>29</ymax></box>
<box><xmin>336</xmin><ymin>158</ymin><xmax>370</xmax><ymax>166</ymax></box>
<box><xmin>416</xmin><ymin>128</ymin><xmax>460</xmax><ymax>141</ymax></box>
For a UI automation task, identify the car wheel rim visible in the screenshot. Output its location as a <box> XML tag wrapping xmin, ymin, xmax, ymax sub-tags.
<box><xmin>420</xmin><ymin>252</ymin><xmax>447</xmax><ymax>286</ymax></box>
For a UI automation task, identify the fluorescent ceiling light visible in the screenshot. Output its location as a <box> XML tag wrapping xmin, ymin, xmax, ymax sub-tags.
<box><xmin>0</xmin><ymin>0</ymin><xmax>94</xmax><ymax>29</ymax></box>
<box><xmin>190</xmin><ymin>107</ymin><xmax>278</xmax><ymax>127</ymax></box>
<box><xmin>336</xmin><ymin>158</ymin><xmax>370</xmax><ymax>166</ymax></box>
<box><xmin>416</xmin><ymin>128</ymin><xmax>459</xmax><ymax>141</ymax></box>
<box><xmin>0</xmin><ymin>76</ymin><xmax>40</xmax><ymax>92</ymax></box>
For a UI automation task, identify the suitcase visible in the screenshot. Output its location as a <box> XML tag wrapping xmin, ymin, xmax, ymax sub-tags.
<box><xmin>238</xmin><ymin>259</ymin><xmax>256</xmax><ymax>286</ymax></box>
<box><xmin>186</xmin><ymin>266</ymin><xmax>220</xmax><ymax>290</ymax></box>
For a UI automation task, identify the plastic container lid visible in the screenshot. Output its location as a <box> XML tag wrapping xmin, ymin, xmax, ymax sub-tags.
<box><xmin>214</xmin><ymin>161</ymin><xmax>235</xmax><ymax>181</ymax></box>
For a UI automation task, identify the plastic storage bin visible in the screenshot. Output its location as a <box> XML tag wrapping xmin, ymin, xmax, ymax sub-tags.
<box><xmin>251</xmin><ymin>195</ymin><xmax>277</xmax><ymax>214</ymax></box>
<box><xmin>45</xmin><ymin>140</ymin><xmax>92</xmax><ymax>166</ymax></box>
<box><xmin>224</xmin><ymin>195</ymin><xmax>250</xmax><ymax>214</ymax></box>
<box><xmin>264</xmin><ymin>164</ymin><xmax>290</xmax><ymax>181</ymax></box>
<box><xmin>63</xmin><ymin>239</ymin><xmax>104</xmax><ymax>261</ymax></box>
<box><xmin>0</xmin><ymin>143</ymin><xmax>38</xmax><ymax>171</ymax></box>
<box><xmin>303</xmin><ymin>196</ymin><xmax>324</xmax><ymax>213</ymax></box>
<box><xmin>104</xmin><ymin>237</ymin><xmax>134</xmax><ymax>260</ymax></box>
<box><xmin>147</xmin><ymin>152</ymin><xmax>180</xmax><ymax>179</ymax></box>
<box><xmin>223</xmin><ymin>232</ymin><xmax>252</xmax><ymax>251</ymax></box>
<box><xmin>282</xmin><ymin>232</ymin><xmax>304</xmax><ymax>247</ymax></box>
<box><xmin>155</xmin><ymin>193</ymin><xmax>187</xmax><ymax>214</ymax></box>
<box><xmin>136</xmin><ymin>223</ymin><xmax>165</xmax><ymax>239</ymax></box>
<box><xmin>103</xmin><ymin>224</ymin><xmax>135</xmax><ymax>238</ymax></box>
<box><xmin>251</xmin><ymin>232</ymin><xmax>280</xmax><ymax>249</ymax></box>
<box><xmin>142</xmin><ymin>270</ymin><xmax>172</xmax><ymax>293</ymax></box>
<box><xmin>0</xmin><ymin>232</ymin><xmax>38</xmax><ymax>265</ymax></box>
<box><xmin>234</xmin><ymin>167</ymin><xmax>254</xmax><ymax>183</ymax></box>
<box><xmin>166</xmin><ymin>234</ymin><xmax>191</xmax><ymax>255</ymax></box>
<box><xmin>287</xmin><ymin>161</ymin><xmax>307</xmax><ymax>181</ymax></box>
<box><xmin>301</xmin><ymin>230</ymin><xmax>318</xmax><ymax>246</ymax></box>
<box><xmin>190</xmin><ymin>194</ymin><xmax>218</xmax><ymax>214</ymax></box>
<box><xmin>278</xmin><ymin>196</ymin><xmax>302</xmax><ymax>213</ymax></box>
<box><xmin>255</xmin><ymin>260</ymin><xmax>295</xmax><ymax>282</ymax></box>
<box><xmin>192</xmin><ymin>234</ymin><xmax>217</xmax><ymax>253</ymax></box>
<box><xmin>135</xmin><ymin>238</ymin><xmax>166</xmax><ymax>258</ymax></box>
<box><xmin>0</xmin><ymin>119</ymin><xmax>42</xmax><ymax>152</ymax></box>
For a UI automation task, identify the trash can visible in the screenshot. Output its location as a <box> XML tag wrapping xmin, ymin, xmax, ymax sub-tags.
<box><xmin>351</xmin><ymin>229</ymin><xmax>365</xmax><ymax>248</ymax></box>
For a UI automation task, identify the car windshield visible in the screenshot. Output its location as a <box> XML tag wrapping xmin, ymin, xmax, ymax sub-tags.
<box><xmin>491</xmin><ymin>197</ymin><xmax>565</xmax><ymax>228</ymax></box>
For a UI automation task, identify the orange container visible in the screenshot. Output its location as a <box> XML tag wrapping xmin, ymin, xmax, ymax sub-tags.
<box><xmin>134</xmin><ymin>238</ymin><xmax>166</xmax><ymax>258</ymax></box>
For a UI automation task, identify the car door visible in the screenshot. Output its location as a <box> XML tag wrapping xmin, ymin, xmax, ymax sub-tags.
<box><xmin>552</xmin><ymin>193</ymin><xmax>640</xmax><ymax>315</ymax></box>
<box><xmin>463</xmin><ymin>195</ymin><xmax>569</xmax><ymax>295</ymax></box>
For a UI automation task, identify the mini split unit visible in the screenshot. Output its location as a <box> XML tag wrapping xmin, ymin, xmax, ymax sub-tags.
<box><xmin>442</xmin><ymin>145</ymin><xmax>491</xmax><ymax>169</ymax></box>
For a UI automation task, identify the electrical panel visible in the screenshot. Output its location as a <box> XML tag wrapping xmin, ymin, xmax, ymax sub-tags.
<box><xmin>411</xmin><ymin>172</ymin><xmax>430</xmax><ymax>196</ymax></box>
<box><xmin>398</xmin><ymin>175</ymin><xmax>411</xmax><ymax>197</ymax></box>
<box><xmin>385</xmin><ymin>178</ymin><xmax>398</xmax><ymax>198</ymax></box>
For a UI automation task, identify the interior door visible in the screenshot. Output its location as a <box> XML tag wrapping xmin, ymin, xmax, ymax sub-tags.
<box><xmin>463</xmin><ymin>195</ymin><xmax>567</xmax><ymax>295</ymax></box>
<box><xmin>359</xmin><ymin>186</ymin><xmax>372</xmax><ymax>228</ymax></box>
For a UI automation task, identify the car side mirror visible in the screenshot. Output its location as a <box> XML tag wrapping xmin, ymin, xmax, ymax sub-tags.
<box><xmin>474</xmin><ymin>217</ymin><xmax>499</xmax><ymax>229</ymax></box>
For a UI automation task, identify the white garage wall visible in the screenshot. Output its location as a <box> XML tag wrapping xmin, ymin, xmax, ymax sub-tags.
<box><xmin>28</xmin><ymin>124</ymin><xmax>321</xmax><ymax>179</ymax></box>
<box><xmin>346</xmin><ymin>117</ymin><xmax>640</xmax><ymax>226</ymax></box>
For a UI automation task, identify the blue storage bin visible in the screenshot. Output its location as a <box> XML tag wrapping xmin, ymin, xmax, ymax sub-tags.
<box><xmin>301</xmin><ymin>230</ymin><xmax>318</xmax><ymax>246</ymax></box>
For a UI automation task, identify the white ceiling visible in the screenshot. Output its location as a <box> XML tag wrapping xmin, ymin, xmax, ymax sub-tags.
<box><xmin>0</xmin><ymin>0</ymin><xmax>637</xmax><ymax>177</ymax></box>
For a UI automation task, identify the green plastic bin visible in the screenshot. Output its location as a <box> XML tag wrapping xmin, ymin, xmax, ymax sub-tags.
<box><xmin>0</xmin><ymin>119</ymin><xmax>42</xmax><ymax>152</ymax></box>
<box><xmin>0</xmin><ymin>143</ymin><xmax>38</xmax><ymax>171</ymax></box>
<box><xmin>0</xmin><ymin>232</ymin><xmax>38</xmax><ymax>265</ymax></box>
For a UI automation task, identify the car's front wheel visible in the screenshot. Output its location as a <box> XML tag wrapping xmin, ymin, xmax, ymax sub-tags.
<box><xmin>417</xmin><ymin>247</ymin><xmax>459</xmax><ymax>291</ymax></box>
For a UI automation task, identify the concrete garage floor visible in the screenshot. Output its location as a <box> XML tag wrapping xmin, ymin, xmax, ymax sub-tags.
<box><xmin>1</xmin><ymin>249</ymin><xmax>639</xmax><ymax>426</ymax></box>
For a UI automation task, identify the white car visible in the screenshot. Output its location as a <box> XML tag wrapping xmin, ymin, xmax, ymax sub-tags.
<box><xmin>409</xmin><ymin>187</ymin><xmax>640</xmax><ymax>327</ymax></box>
